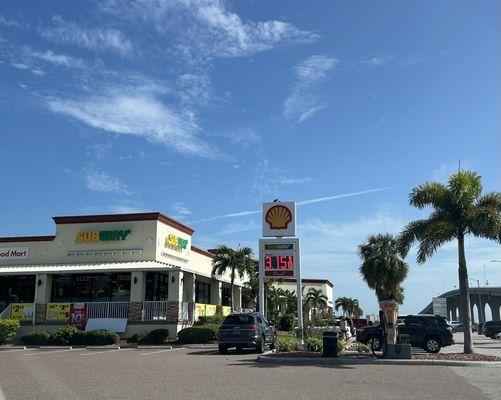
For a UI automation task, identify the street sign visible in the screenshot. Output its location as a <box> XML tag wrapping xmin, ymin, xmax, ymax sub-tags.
<box><xmin>259</xmin><ymin>238</ymin><xmax>299</xmax><ymax>278</ymax></box>
<box><xmin>262</xmin><ymin>202</ymin><xmax>296</xmax><ymax>237</ymax></box>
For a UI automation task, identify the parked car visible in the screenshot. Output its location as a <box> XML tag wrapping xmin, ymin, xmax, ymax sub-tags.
<box><xmin>356</xmin><ymin>314</ymin><xmax>454</xmax><ymax>353</ymax></box>
<box><xmin>477</xmin><ymin>322</ymin><xmax>484</xmax><ymax>335</ymax></box>
<box><xmin>218</xmin><ymin>312</ymin><xmax>276</xmax><ymax>354</ymax></box>
<box><xmin>483</xmin><ymin>320</ymin><xmax>501</xmax><ymax>339</ymax></box>
<box><xmin>352</xmin><ymin>318</ymin><xmax>369</xmax><ymax>330</ymax></box>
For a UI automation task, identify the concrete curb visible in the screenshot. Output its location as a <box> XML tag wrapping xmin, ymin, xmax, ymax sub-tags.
<box><xmin>0</xmin><ymin>346</ymin><xmax>27</xmax><ymax>351</ymax></box>
<box><xmin>256</xmin><ymin>355</ymin><xmax>501</xmax><ymax>368</ymax></box>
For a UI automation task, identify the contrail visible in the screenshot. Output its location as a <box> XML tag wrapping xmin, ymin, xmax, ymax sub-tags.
<box><xmin>190</xmin><ymin>187</ymin><xmax>390</xmax><ymax>224</ymax></box>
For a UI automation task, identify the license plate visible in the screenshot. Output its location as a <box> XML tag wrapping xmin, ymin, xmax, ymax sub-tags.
<box><xmin>233</xmin><ymin>330</ymin><xmax>241</xmax><ymax>335</ymax></box>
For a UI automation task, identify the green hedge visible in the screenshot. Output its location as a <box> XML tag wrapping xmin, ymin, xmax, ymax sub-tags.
<box><xmin>194</xmin><ymin>315</ymin><xmax>225</xmax><ymax>326</ymax></box>
<box><xmin>21</xmin><ymin>331</ymin><xmax>51</xmax><ymax>346</ymax></box>
<box><xmin>143</xmin><ymin>329</ymin><xmax>169</xmax><ymax>344</ymax></box>
<box><xmin>20</xmin><ymin>326</ymin><xmax>119</xmax><ymax>346</ymax></box>
<box><xmin>277</xmin><ymin>336</ymin><xmax>301</xmax><ymax>352</ymax></box>
<box><xmin>177</xmin><ymin>326</ymin><xmax>217</xmax><ymax>344</ymax></box>
<box><xmin>0</xmin><ymin>319</ymin><xmax>20</xmax><ymax>344</ymax></box>
<box><xmin>305</xmin><ymin>337</ymin><xmax>323</xmax><ymax>352</ymax></box>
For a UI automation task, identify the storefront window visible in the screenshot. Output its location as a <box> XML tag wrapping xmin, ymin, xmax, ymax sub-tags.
<box><xmin>0</xmin><ymin>275</ymin><xmax>35</xmax><ymax>310</ymax></box>
<box><xmin>195</xmin><ymin>281</ymin><xmax>211</xmax><ymax>304</ymax></box>
<box><xmin>51</xmin><ymin>273</ymin><xmax>131</xmax><ymax>302</ymax></box>
<box><xmin>222</xmin><ymin>287</ymin><xmax>231</xmax><ymax>307</ymax></box>
<box><xmin>145</xmin><ymin>272</ymin><xmax>169</xmax><ymax>301</ymax></box>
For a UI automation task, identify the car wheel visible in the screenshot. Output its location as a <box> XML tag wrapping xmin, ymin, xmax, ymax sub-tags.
<box><xmin>256</xmin><ymin>338</ymin><xmax>265</xmax><ymax>354</ymax></box>
<box><xmin>218</xmin><ymin>345</ymin><xmax>227</xmax><ymax>354</ymax></box>
<box><xmin>424</xmin><ymin>337</ymin><xmax>441</xmax><ymax>353</ymax></box>
<box><xmin>368</xmin><ymin>336</ymin><xmax>382</xmax><ymax>351</ymax></box>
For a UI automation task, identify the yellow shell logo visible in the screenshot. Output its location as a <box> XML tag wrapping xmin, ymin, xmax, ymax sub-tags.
<box><xmin>265</xmin><ymin>205</ymin><xmax>292</xmax><ymax>230</ymax></box>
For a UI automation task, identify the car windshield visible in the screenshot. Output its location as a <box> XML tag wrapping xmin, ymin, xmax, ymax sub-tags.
<box><xmin>223</xmin><ymin>315</ymin><xmax>256</xmax><ymax>325</ymax></box>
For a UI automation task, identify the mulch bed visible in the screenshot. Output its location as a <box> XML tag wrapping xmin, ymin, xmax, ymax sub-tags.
<box><xmin>413</xmin><ymin>353</ymin><xmax>501</xmax><ymax>362</ymax></box>
<box><xmin>269</xmin><ymin>351</ymin><xmax>501</xmax><ymax>362</ymax></box>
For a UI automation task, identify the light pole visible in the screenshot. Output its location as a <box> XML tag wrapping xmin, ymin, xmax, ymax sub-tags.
<box><xmin>468</xmin><ymin>278</ymin><xmax>483</xmax><ymax>324</ymax></box>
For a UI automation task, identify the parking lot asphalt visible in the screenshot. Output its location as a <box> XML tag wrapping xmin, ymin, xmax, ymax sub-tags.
<box><xmin>0</xmin><ymin>346</ymin><xmax>500</xmax><ymax>400</ymax></box>
<box><xmin>442</xmin><ymin>332</ymin><xmax>501</xmax><ymax>357</ymax></box>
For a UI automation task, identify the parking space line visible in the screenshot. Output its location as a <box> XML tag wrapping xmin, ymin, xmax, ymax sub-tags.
<box><xmin>80</xmin><ymin>348</ymin><xmax>133</xmax><ymax>356</ymax></box>
<box><xmin>24</xmin><ymin>349</ymin><xmax>84</xmax><ymax>356</ymax></box>
<box><xmin>139</xmin><ymin>348</ymin><xmax>185</xmax><ymax>356</ymax></box>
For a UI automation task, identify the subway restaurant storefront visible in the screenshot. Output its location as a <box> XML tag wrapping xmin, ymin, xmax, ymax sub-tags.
<box><xmin>0</xmin><ymin>212</ymin><xmax>245</xmax><ymax>337</ymax></box>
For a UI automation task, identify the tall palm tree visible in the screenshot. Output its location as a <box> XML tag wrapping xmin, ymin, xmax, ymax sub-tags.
<box><xmin>358</xmin><ymin>233</ymin><xmax>409</xmax><ymax>303</ymax></box>
<box><xmin>398</xmin><ymin>170</ymin><xmax>501</xmax><ymax>354</ymax></box>
<box><xmin>305</xmin><ymin>288</ymin><xmax>328</xmax><ymax>318</ymax></box>
<box><xmin>211</xmin><ymin>245</ymin><xmax>253</xmax><ymax>311</ymax></box>
<box><xmin>334</xmin><ymin>296</ymin><xmax>352</xmax><ymax>316</ymax></box>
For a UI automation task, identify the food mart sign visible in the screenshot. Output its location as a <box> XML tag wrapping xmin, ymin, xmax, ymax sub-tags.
<box><xmin>0</xmin><ymin>247</ymin><xmax>29</xmax><ymax>260</ymax></box>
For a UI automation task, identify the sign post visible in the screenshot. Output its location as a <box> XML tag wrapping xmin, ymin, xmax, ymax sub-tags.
<box><xmin>259</xmin><ymin>202</ymin><xmax>303</xmax><ymax>344</ymax></box>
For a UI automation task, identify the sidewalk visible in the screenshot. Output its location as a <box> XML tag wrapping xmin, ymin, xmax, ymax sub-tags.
<box><xmin>441</xmin><ymin>333</ymin><xmax>501</xmax><ymax>357</ymax></box>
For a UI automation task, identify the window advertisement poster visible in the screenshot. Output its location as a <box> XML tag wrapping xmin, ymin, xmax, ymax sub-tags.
<box><xmin>70</xmin><ymin>303</ymin><xmax>87</xmax><ymax>329</ymax></box>
<box><xmin>10</xmin><ymin>303</ymin><xmax>34</xmax><ymax>320</ymax></box>
<box><xmin>205</xmin><ymin>304</ymin><xmax>217</xmax><ymax>316</ymax></box>
<box><xmin>46</xmin><ymin>303</ymin><xmax>71</xmax><ymax>322</ymax></box>
<box><xmin>195</xmin><ymin>303</ymin><xmax>206</xmax><ymax>319</ymax></box>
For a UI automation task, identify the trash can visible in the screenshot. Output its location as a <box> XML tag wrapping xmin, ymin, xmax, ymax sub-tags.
<box><xmin>322</xmin><ymin>331</ymin><xmax>338</xmax><ymax>357</ymax></box>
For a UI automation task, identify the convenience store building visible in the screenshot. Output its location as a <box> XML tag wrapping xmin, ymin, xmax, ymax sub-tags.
<box><xmin>0</xmin><ymin>212</ymin><xmax>246</xmax><ymax>337</ymax></box>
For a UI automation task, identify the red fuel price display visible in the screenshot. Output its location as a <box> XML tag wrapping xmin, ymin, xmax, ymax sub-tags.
<box><xmin>264</xmin><ymin>255</ymin><xmax>294</xmax><ymax>277</ymax></box>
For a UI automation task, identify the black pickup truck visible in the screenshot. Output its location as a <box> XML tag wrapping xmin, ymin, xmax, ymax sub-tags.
<box><xmin>356</xmin><ymin>314</ymin><xmax>454</xmax><ymax>353</ymax></box>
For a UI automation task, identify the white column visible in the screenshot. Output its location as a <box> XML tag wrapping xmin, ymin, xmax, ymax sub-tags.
<box><xmin>130</xmin><ymin>271</ymin><xmax>146</xmax><ymax>302</ymax></box>
<box><xmin>35</xmin><ymin>274</ymin><xmax>52</xmax><ymax>303</ymax></box>
<box><xmin>210</xmin><ymin>279</ymin><xmax>222</xmax><ymax>305</ymax></box>
<box><xmin>233</xmin><ymin>285</ymin><xmax>242</xmax><ymax>311</ymax></box>
<box><xmin>183</xmin><ymin>273</ymin><xmax>196</xmax><ymax>304</ymax></box>
<box><xmin>168</xmin><ymin>270</ymin><xmax>183</xmax><ymax>302</ymax></box>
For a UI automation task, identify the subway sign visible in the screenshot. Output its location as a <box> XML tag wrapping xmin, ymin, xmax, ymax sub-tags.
<box><xmin>75</xmin><ymin>230</ymin><xmax>132</xmax><ymax>243</ymax></box>
<box><xmin>165</xmin><ymin>233</ymin><xmax>188</xmax><ymax>250</ymax></box>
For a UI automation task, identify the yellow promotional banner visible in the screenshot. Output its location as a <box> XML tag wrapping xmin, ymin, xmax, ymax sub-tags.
<box><xmin>195</xmin><ymin>303</ymin><xmax>206</xmax><ymax>320</ymax></box>
<box><xmin>10</xmin><ymin>303</ymin><xmax>34</xmax><ymax>320</ymax></box>
<box><xmin>205</xmin><ymin>304</ymin><xmax>217</xmax><ymax>317</ymax></box>
<box><xmin>46</xmin><ymin>303</ymin><xmax>71</xmax><ymax>321</ymax></box>
<box><xmin>222</xmin><ymin>306</ymin><xmax>231</xmax><ymax>316</ymax></box>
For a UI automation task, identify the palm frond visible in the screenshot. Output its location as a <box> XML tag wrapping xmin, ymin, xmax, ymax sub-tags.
<box><xmin>409</xmin><ymin>182</ymin><xmax>448</xmax><ymax>210</ymax></box>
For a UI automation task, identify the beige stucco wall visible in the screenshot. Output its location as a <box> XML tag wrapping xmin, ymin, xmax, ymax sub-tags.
<box><xmin>0</xmin><ymin>216</ymin><xmax>247</xmax><ymax>287</ymax></box>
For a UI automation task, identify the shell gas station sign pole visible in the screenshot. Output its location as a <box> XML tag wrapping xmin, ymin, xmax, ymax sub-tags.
<box><xmin>259</xmin><ymin>201</ymin><xmax>303</xmax><ymax>344</ymax></box>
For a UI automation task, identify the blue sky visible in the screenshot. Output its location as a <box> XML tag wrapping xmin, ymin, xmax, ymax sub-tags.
<box><xmin>1</xmin><ymin>1</ymin><xmax>500</xmax><ymax>316</ymax></box>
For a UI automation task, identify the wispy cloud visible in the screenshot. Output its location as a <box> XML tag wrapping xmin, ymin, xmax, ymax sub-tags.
<box><xmin>363</xmin><ymin>54</ymin><xmax>394</xmax><ymax>66</ymax></box>
<box><xmin>191</xmin><ymin>187</ymin><xmax>390</xmax><ymax>223</ymax></box>
<box><xmin>30</xmin><ymin>49</ymin><xmax>85</xmax><ymax>68</ymax></box>
<box><xmin>284</xmin><ymin>54</ymin><xmax>337</xmax><ymax>122</ymax></box>
<box><xmin>431</xmin><ymin>160</ymin><xmax>471</xmax><ymax>182</ymax></box>
<box><xmin>279</xmin><ymin>177</ymin><xmax>313</xmax><ymax>185</ymax></box>
<box><xmin>171</xmin><ymin>201</ymin><xmax>192</xmax><ymax>219</ymax></box>
<box><xmin>40</xmin><ymin>15</ymin><xmax>133</xmax><ymax>56</ymax></box>
<box><xmin>84</xmin><ymin>168</ymin><xmax>132</xmax><ymax>195</ymax></box>
<box><xmin>99</xmin><ymin>0</ymin><xmax>319</xmax><ymax>59</ymax></box>
<box><xmin>0</xmin><ymin>14</ymin><xmax>25</xmax><ymax>28</ymax></box>
<box><xmin>47</xmin><ymin>92</ymin><xmax>220</xmax><ymax>158</ymax></box>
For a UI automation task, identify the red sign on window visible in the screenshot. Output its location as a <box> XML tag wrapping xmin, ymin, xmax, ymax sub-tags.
<box><xmin>70</xmin><ymin>303</ymin><xmax>87</xmax><ymax>329</ymax></box>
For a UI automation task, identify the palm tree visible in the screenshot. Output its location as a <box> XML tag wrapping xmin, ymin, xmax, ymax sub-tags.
<box><xmin>334</xmin><ymin>296</ymin><xmax>352</xmax><ymax>316</ymax></box>
<box><xmin>305</xmin><ymin>288</ymin><xmax>328</xmax><ymax>318</ymax></box>
<box><xmin>211</xmin><ymin>245</ymin><xmax>253</xmax><ymax>311</ymax></box>
<box><xmin>398</xmin><ymin>170</ymin><xmax>501</xmax><ymax>354</ymax></box>
<box><xmin>334</xmin><ymin>297</ymin><xmax>363</xmax><ymax>317</ymax></box>
<box><xmin>359</xmin><ymin>233</ymin><xmax>409</xmax><ymax>303</ymax></box>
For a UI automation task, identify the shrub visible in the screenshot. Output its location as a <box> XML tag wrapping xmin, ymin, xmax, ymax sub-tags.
<box><xmin>131</xmin><ymin>332</ymin><xmax>147</xmax><ymax>343</ymax></box>
<box><xmin>305</xmin><ymin>337</ymin><xmax>323</xmax><ymax>352</ymax></box>
<box><xmin>195</xmin><ymin>315</ymin><xmax>225</xmax><ymax>326</ymax></box>
<box><xmin>177</xmin><ymin>327</ymin><xmax>215</xmax><ymax>344</ymax></box>
<box><xmin>0</xmin><ymin>319</ymin><xmax>20</xmax><ymax>344</ymax></box>
<box><xmin>278</xmin><ymin>314</ymin><xmax>294</xmax><ymax>332</ymax></box>
<box><xmin>73</xmin><ymin>330</ymin><xmax>120</xmax><ymax>345</ymax></box>
<box><xmin>355</xmin><ymin>342</ymin><xmax>371</xmax><ymax>354</ymax></box>
<box><xmin>142</xmin><ymin>329</ymin><xmax>170</xmax><ymax>344</ymax></box>
<box><xmin>21</xmin><ymin>331</ymin><xmax>51</xmax><ymax>346</ymax></box>
<box><xmin>337</xmin><ymin>339</ymin><xmax>345</xmax><ymax>354</ymax></box>
<box><xmin>277</xmin><ymin>336</ymin><xmax>300</xmax><ymax>352</ymax></box>
<box><xmin>51</xmin><ymin>326</ymin><xmax>80</xmax><ymax>345</ymax></box>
